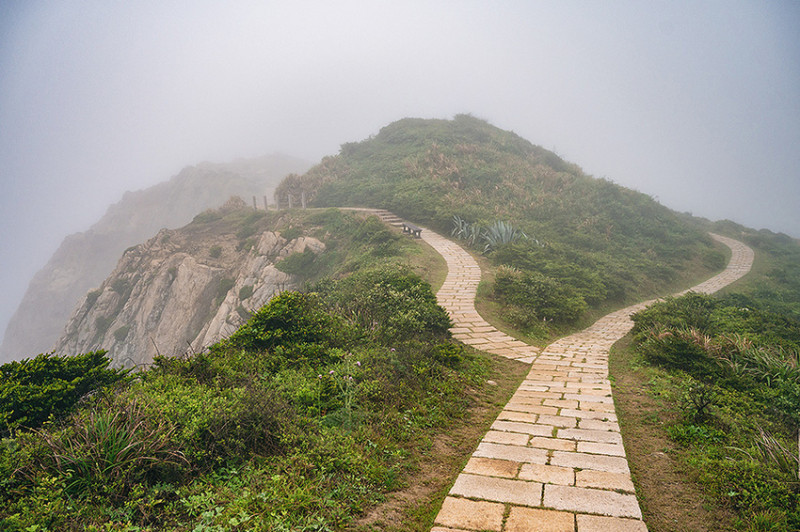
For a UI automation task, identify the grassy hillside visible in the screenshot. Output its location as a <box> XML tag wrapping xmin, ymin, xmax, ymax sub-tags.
<box><xmin>0</xmin><ymin>208</ymin><xmax>525</xmax><ymax>530</ymax></box>
<box><xmin>4</xmin><ymin>115</ymin><xmax>796</xmax><ymax>530</ymax></box>
<box><xmin>278</xmin><ymin>115</ymin><xmax>723</xmax><ymax>341</ymax></box>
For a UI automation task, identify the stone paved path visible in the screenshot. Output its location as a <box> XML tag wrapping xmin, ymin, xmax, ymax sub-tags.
<box><xmin>425</xmin><ymin>231</ymin><xmax>753</xmax><ymax>532</ymax></box>
<box><xmin>357</xmin><ymin>210</ymin><xmax>754</xmax><ymax>530</ymax></box>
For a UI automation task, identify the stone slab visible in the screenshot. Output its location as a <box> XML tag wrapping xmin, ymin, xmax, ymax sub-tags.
<box><xmin>434</xmin><ymin>497</ymin><xmax>505</xmax><ymax>531</ymax></box>
<box><xmin>505</xmin><ymin>506</ymin><xmax>576</xmax><ymax>532</ymax></box>
<box><xmin>543</xmin><ymin>485</ymin><xmax>642</xmax><ymax>519</ymax></box>
<box><xmin>450</xmin><ymin>473</ymin><xmax>542</xmax><ymax>507</ymax></box>
<box><xmin>518</xmin><ymin>463</ymin><xmax>575</xmax><ymax>485</ymax></box>
<box><xmin>575</xmin><ymin>470</ymin><xmax>635</xmax><ymax>492</ymax></box>
<box><xmin>492</xmin><ymin>420</ymin><xmax>555</xmax><ymax>437</ymax></box>
<box><xmin>463</xmin><ymin>456</ymin><xmax>520</xmax><ymax>478</ymax></box>
<box><xmin>549</xmin><ymin>451</ymin><xmax>630</xmax><ymax>474</ymax></box>
<box><xmin>576</xmin><ymin>514</ymin><xmax>648</xmax><ymax>532</ymax></box>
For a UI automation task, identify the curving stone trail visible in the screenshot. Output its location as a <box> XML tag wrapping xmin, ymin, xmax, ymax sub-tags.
<box><xmin>356</xmin><ymin>210</ymin><xmax>754</xmax><ymax>530</ymax></box>
<box><xmin>426</xmin><ymin>231</ymin><xmax>753</xmax><ymax>532</ymax></box>
<box><xmin>421</xmin><ymin>229</ymin><xmax>541</xmax><ymax>363</ymax></box>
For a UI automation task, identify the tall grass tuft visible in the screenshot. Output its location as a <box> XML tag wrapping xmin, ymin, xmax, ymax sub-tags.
<box><xmin>36</xmin><ymin>397</ymin><xmax>186</xmax><ymax>499</ymax></box>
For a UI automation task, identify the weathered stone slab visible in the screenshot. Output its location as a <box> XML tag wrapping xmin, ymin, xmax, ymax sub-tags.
<box><xmin>505</xmin><ymin>506</ymin><xmax>576</xmax><ymax>532</ymax></box>
<box><xmin>434</xmin><ymin>497</ymin><xmax>505</xmax><ymax>531</ymax></box>
<box><xmin>473</xmin><ymin>442</ymin><xmax>549</xmax><ymax>464</ymax></box>
<box><xmin>543</xmin><ymin>485</ymin><xmax>642</xmax><ymax>518</ymax></box>
<box><xmin>450</xmin><ymin>473</ymin><xmax>543</xmax><ymax>507</ymax></box>
<box><xmin>576</xmin><ymin>514</ymin><xmax>648</xmax><ymax>531</ymax></box>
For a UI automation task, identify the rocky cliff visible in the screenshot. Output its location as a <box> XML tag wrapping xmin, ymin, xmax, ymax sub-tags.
<box><xmin>54</xmin><ymin>199</ymin><xmax>325</xmax><ymax>368</ymax></box>
<box><xmin>1</xmin><ymin>154</ymin><xmax>309</xmax><ymax>362</ymax></box>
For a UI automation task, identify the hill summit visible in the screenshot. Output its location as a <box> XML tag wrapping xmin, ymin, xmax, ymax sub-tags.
<box><xmin>278</xmin><ymin>115</ymin><xmax>722</xmax><ymax>316</ymax></box>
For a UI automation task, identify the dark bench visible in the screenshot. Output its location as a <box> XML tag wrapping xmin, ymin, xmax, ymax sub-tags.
<box><xmin>402</xmin><ymin>222</ymin><xmax>423</xmax><ymax>238</ymax></box>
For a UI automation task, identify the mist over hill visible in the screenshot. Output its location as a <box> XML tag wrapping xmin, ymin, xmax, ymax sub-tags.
<box><xmin>0</xmin><ymin>154</ymin><xmax>309</xmax><ymax>363</ymax></box>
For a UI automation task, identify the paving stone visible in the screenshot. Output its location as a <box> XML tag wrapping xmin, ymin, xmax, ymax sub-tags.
<box><xmin>537</xmin><ymin>414</ymin><xmax>578</xmax><ymax>428</ymax></box>
<box><xmin>515</xmin><ymin>391</ymin><xmax>565</xmax><ymax>400</ymax></box>
<box><xmin>578</xmin><ymin>401</ymin><xmax>616</xmax><ymax>412</ymax></box>
<box><xmin>575</xmin><ymin>514</ymin><xmax>648</xmax><ymax>532</ymax></box>
<box><xmin>518</xmin><ymin>463</ymin><xmax>574</xmax><ymax>485</ymax></box>
<box><xmin>528</xmin><ymin>436</ymin><xmax>577</xmax><ymax>452</ymax></box>
<box><xmin>450</xmin><ymin>473</ymin><xmax>543</xmax><ymax>507</ymax></box>
<box><xmin>564</xmin><ymin>393</ymin><xmax>613</xmax><ymax>403</ymax></box>
<box><xmin>577</xmin><ymin>419</ymin><xmax>620</xmax><ymax>432</ymax></box>
<box><xmin>492</xmin><ymin>420</ymin><xmax>555</xmax><ymax>437</ymax></box>
<box><xmin>557</xmin><ymin>428</ymin><xmax>623</xmax><ymax>444</ymax></box>
<box><xmin>463</xmin><ymin>457</ymin><xmax>520</xmax><ymax>478</ymax></box>
<box><xmin>543</xmin><ymin>485</ymin><xmax>642</xmax><ymax>519</ymax></box>
<box><xmin>484</xmin><ymin>430</ymin><xmax>530</xmax><ymax>446</ymax></box>
<box><xmin>577</xmin><ymin>441</ymin><xmax>626</xmax><ymax>457</ymax></box>
<box><xmin>549</xmin><ymin>451</ymin><xmax>630</xmax><ymax>474</ymax></box>
<box><xmin>505</xmin><ymin>507</ymin><xmax>576</xmax><ymax>532</ymax></box>
<box><xmin>575</xmin><ymin>470</ymin><xmax>635</xmax><ymax>492</ymax></box>
<box><xmin>505</xmin><ymin>403</ymin><xmax>560</xmax><ymax>415</ymax></box>
<box><xmin>558</xmin><ymin>409</ymin><xmax>617</xmax><ymax>422</ymax></box>
<box><xmin>497</xmin><ymin>411</ymin><xmax>538</xmax><ymax>423</ymax></box>
<box><xmin>474</xmin><ymin>442</ymin><xmax>549</xmax><ymax>464</ymax></box>
<box><xmin>434</xmin><ymin>497</ymin><xmax>505</xmax><ymax>531</ymax></box>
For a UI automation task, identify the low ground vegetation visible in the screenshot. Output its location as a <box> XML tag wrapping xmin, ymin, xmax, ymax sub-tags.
<box><xmin>0</xmin><ymin>268</ymin><xmax>496</xmax><ymax>530</ymax></box>
<box><xmin>620</xmin><ymin>287</ymin><xmax>800</xmax><ymax>530</ymax></box>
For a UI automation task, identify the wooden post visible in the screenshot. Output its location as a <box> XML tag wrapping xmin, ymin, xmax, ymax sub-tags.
<box><xmin>252</xmin><ymin>196</ymin><xmax>257</xmax><ymax>210</ymax></box>
<box><xmin>288</xmin><ymin>194</ymin><xmax>293</xmax><ymax>209</ymax></box>
<box><xmin>301</xmin><ymin>191</ymin><xmax>307</xmax><ymax>209</ymax></box>
<box><xmin>263</xmin><ymin>195</ymin><xmax>268</xmax><ymax>211</ymax></box>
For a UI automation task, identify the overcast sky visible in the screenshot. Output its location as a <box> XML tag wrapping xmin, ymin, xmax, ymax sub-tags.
<box><xmin>1</xmin><ymin>0</ymin><xmax>799</xmax><ymax>342</ymax></box>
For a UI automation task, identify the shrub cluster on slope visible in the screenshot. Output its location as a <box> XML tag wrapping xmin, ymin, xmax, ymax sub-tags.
<box><xmin>0</xmin><ymin>263</ymin><xmax>491</xmax><ymax>531</ymax></box>
<box><xmin>0</xmin><ymin>351</ymin><xmax>130</xmax><ymax>436</ymax></box>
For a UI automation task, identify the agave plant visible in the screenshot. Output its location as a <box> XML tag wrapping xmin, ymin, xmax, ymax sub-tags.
<box><xmin>451</xmin><ymin>215</ymin><xmax>469</xmax><ymax>239</ymax></box>
<box><xmin>482</xmin><ymin>220</ymin><xmax>528</xmax><ymax>253</ymax></box>
<box><xmin>451</xmin><ymin>215</ymin><xmax>483</xmax><ymax>246</ymax></box>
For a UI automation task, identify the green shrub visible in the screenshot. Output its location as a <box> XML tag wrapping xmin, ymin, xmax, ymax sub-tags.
<box><xmin>113</xmin><ymin>325</ymin><xmax>130</xmax><ymax>342</ymax></box>
<box><xmin>137</xmin><ymin>376</ymin><xmax>290</xmax><ymax>468</ymax></box>
<box><xmin>315</xmin><ymin>266</ymin><xmax>451</xmax><ymax>343</ymax></box>
<box><xmin>218</xmin><ymin>291</ymin><xmax>351</xmax><ymax>368</ymax></box>
<box><xmin>215</xmin><ymin>278</ymin><xmax>235</xmax><ymax>305</ymax></box>
<box><xmin>493</xmin><ymin>266</ymin><xmax>587</xmax><ymax>323</ymax></box>
<box><xmin>276</xmin><ymin>248</ymin><xmax>317</xmax><ymax>275</ymax></box>
<box><xmin>238</xmin><ymin>285</ymin><xmax>254</xmax><ymax>300</ymax></box>
<box><xmin>85</xmin><ymin>289</ymin><xmax>102</xmax><ymax>309</ymax></box>
<box><xmin>280</xmin><ymin>227</ymin><xmax>303</xmax><ymax>241</ymax></box>
<box><xmin>0</xmin><ymin>351</ymin><xmax>129</xmax><ymax>436</ymax></box>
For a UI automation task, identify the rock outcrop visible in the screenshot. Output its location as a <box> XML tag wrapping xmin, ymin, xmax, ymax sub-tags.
<box><xmin>1</xmin><ymin>154</ymin><xmax>309</xmax><ymax>362</ymax></box>
<box><xmin>55</xmin><ymin>204</ymin><xmax>325</xmax><ymax>368</ymax></box>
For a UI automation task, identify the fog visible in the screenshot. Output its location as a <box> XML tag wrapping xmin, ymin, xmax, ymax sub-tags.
<box><xmin>1</xmin><ymin>1</ymin><xmax>798</xmax><ymax>343</ymax></box>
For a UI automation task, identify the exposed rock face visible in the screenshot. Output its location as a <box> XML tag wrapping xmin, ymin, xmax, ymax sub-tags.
<box><xmin>54</xmin><ymin>214</ymin><xmax>325</xmax><ymax>368</ymax></box>
<box><xmin>1</xmin><ymin>154</ymin><xmax>309</xmax><ymax>362</ymax></box>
